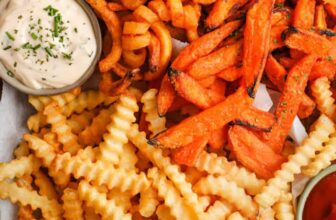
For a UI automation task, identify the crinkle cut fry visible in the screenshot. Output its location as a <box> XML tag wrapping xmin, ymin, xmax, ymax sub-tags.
<box><xmin>241</xmin><ymin>0</ymin><xmax>275</xmax><ymax>99</ymax></box>
<box><xmin>193</xmin><ymin>175</ymin><xmax>257</xmax><ymax>218</ymax></box>
<box><xmin>0</xmin><ymin>155</ymin><xmax>40</xmax><ymax>182</ymax></box>
<box><xmin>147</xmin><ymin>167</ymin><xmax>197</xmax><ymax>220</ymax></box>
<box><xmin>62</xmin><ymin>187</ymin><xmax>84</xmax><ymax>220</ymax></box>
<box><xmin>128</xmin><ymin>125</ymin><xmax>204</xmax><ymax>218</ymax></box>
<box><xmin>194</xmin><ymin>151</ymin><xmax>265</xmax><ymax>195</ymax></box>
<box><xmin>78</xmin><ymin>181</ymin><xmax>131</xmax><ymax>220</ymax></box>
<box><xmin>139</xmin><ymin>187</ymin><xmax>159</xmax><ymax>217</ymax></box>
<box><xmin>151</xmin><ymin>87</ymin><xmax>249</xmax><ymax>148</ymax></box>
<box><xmin>0</xmin><ymin>181</ymin><xmax>62</xmax><ymax>220</ymax></box>
<box><xmin>98</xmin><ymin>95</ymin><xmax>138</xmax><ymax>164</ymax></box>
<box><xmin>53</xmin><ymin>152</ymin><xmax>150</xmax><ymax>195</ymax></box>
<box><xmin>273</xmin><ymin>191</ymin><xmax>295</xmax><ymax>220</ymax></box>
<box><xmin>254</xmin><ymin>114</ymin><xmax>335</xmax><ymax>208</ymax></box>
<box><xmin>33</xmin><ymin>170</ymin><xmax>58</xmax><ymax>200</ymax></box>
<box><xmin>204</xmin><ymin>200</ymin><xmax>233</xmax><ymax>219</ymax></box>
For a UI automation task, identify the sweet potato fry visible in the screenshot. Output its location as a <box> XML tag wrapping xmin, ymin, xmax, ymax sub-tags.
<box><xmin>172</xmin><ymin>136</ymin><xmax>208</xmax><ymax>166</ymax></box>
<box><xmin>270</xmin><ymin>25</ymin><xmax>287</xmax><ymax>51</ymax></box>
<box><xmin>168</xmin><ymin>96</ymin><xmax>189</xmax><ymax>112</ymax></box>
<box><xmin>228</xmin><ymin>125</ymin><xmax>285</xmax><ymax>179</ymax></box>
<box><xmin>149</xmin><ymin>88</ymin><xmax>250</xmax><ymax>148</ymax></box>
<box><xmin>232</xmin><ymin>107</ymin><xmax>275</xmax><ymax>132</ymax></box>
<box><xmin>241</xmin><ymin>0</ymin><xmax>275</xmax><ymax>98</ymax></box>
<box><xmin>310</xmin><ymin>59</ymin><xmax>336</xmax><ymax>81</ymax></box>
<box><xmin>265</xmin><ymin>55</ymin><xmax>315</xmax><ymax>119</ymax></box>
<box><xmin>148</xmin><ymin>0</ymin><xmax>171</xmax><ymax>22</ymax></box>
<box><xmin>292</xmin><ymin>0</ymin><xmax>316</xmax><ymax>29</ymax></box>
<box><xmin>217</xmin><ymin>66</ymin><xmax>243</xmax><ymax>81</ymax></box>
<box><xmin>157</xmin><ymin>75</ymin><xmax>175</xmax><ymax>116</ymax></box>
<box><xmin>208</xmin><ymin>126</ymin><xmax>229</xmax><ymax>150</ymax></box>
<box><xmin>205</xmin><ymin>0</ymin><xmax>248</xmax><ymax>30</ymax></box>
<box><xmin>167</xmin><ymin>0</ymin><xmax>185</xmax><ymax>28</ymax></box>
<box><xmin>168</xmin><ymin>68</ymin><xmax>225</xmax><ymax>109</ymax></box>
<box><xmin>325</xmin><ymin>3</ymin><xmax>336</xmax><ymax>20</ymax></box>
<box><xmin>283</xmin><ymin>26</ymin><xmax>333</xmax><ymax>56</ymax></box>
<box><xmin>271</xmin><ymin>7</ymin><xmax>292</xmax><ymax>26</ymax></box>
<box><xmin>121</xmin><ymin>0</ymin><xmax>146</xmax><ymax>10</ymax></box>
<box><xmin>187</xmin><ymin>40</ymin><xmax>243</xmax><ymax>79</ymax></box>
<box><xmin>315</xmin><ymin>5</ymin><xmax>328</xmax><ymax>29</ymax></box>
<box><xmin>263</xmin><ymin>55</ymin><xmax>318</xmax><ymax>153</ymax></box>
<box><xmin>279</xmin><ymin>57</ymin><xmax>298</xmax><ymax>69</ymax></box>
<box><xmin>107</xmin><ymin>2</ymin><xmax>128</xmax><ymax>11</ymax></box>
<box><xmin>172</xmin><ymin>20</ymin><xmax>242</xmax><ymax>71</ymax></box>
<box><xmin>198</xmin><ymin>76</ymin><xmax>217</xmax><ymax>88</ymax></box>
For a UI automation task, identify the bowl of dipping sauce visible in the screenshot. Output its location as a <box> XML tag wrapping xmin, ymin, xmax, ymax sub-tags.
<box><xmin>0</xmin><ymin>0</ymin><xmax>102</xmax><ymax>95</ymax></box>
<box><xmin>296</xmin><ymin>165</ymin><xmax>336</xmax><ymax>220</ymax></box>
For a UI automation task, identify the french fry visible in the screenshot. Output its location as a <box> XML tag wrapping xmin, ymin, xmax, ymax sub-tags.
<box><xmin>107</xmin><ymin>2</ymin><xmax>127</xmax><ymax>11</ymax></box>
<box><xmin>241</xmin><ymin>0</ymin><xmax>274</xmax><ymax>98</ymax></box>
<box><xmin>33</xmin><ymin>170</ymin><xmax>58</xmax><ymax>200</ymax></box>
<box><xmin>167</xmin><ymin>0</ymin><xmax>185</xmax><ymax>28</ymax></box>
<box><xmin>205</xmin><ymin>0</ymin><xmax>248</xmax><ymax>30</ymax></box>
<box><xmin>122</xmin><ymin>48</ymin><xmax>147</xmax><ymax>68</ymax></box>
<box><xmin>204</xmin><ymin>200</ymin><xmax>233</xmax><ymax>219</ymax></box>
<box><xmin>67</xmin><ymin>110</ymin><xmax>96</xmax><ymax>135</ymax></box>
<box><xmin>157</xmin><ymin>75</ymin><xmax>176</xmax><ymax>116</ymax></box>
<box><xmin>262</xmin><ymin>55</ymin><xmax>317</xmax><ymax>153</ymax></box>
<box><xmin>148</xmin><ymin>0</ymin><xmax>171</xmax><ymax>22</ymax></box>
<box><xmin>217</xmin><ymin>66</ymin><xmax>243</xmax><ymax>82</ymax></box>
<box><xmin>147</xmin><ymin>33</ymin><xmax>161</xmax><ymax>73</ymax></box>
<box><xmin>198</xmin><ymin>76</ymin><xmax>217</xmax><ymax>88</ymax></box>
<box><xmin>270</xmin><ymin>25</ymin><xmax>287</xmax><ymax>51</ymax></box>
<box><xmin>228</xmin><ymin>125</ymin><xmax>285</xmax><ymax>179</ymax></box>
<box><xmin>310</xmin><ymin>59</ymin><xmax>336</xmax><ymax>81</ymax></box>
<box><xmin>87</xmin><ymin>0</ymin><xmax>122</xmax><ymax>72</ymax></box>
<box><xmin>139</xmin><ymin>187</ymin><xmax>159</xmax><ymax>217</ymax></box>
<box><xmin>271</xmin><ymin>7</ymin><xmax>292</xmax><ymax>26</ymax></box>
<box><xmin>150</xmin><ymin>88</ymin><xmax>249</xmax><ymax>148</ymax></box>
<box><xmin>123</xmin><ymin>21</ymin><xmax>150</xmax><ymax>35</ymax></box>
<box><xmin>62</xmin><ymin>187</ymin><xmax>84</xmax><ymax>220</ymax></box>
<box><xmin>325</xmin><ymin>3</ymin><xmax>336</xmax><ymax>20</ymax></box>
<box><xmin>188</xmin><ymin>40</ymin><xmax>243</xmax><ymax>80</ymax></box>
<box><xmin>208</xmin><ymin>126</ymin><xmax>228</xmax><ymax>150</ymax></box>
<box><xmin>283</xmin><ymin>27</ymin><xmax>333</xmax><ymax>56</ymax></box>
<box><xmin>315</xmin><ymin>5</ymin><xmax>328</xmax><ymax>29</ymax></box>
<box><xmin>292</xmin><ymin>0</ymin><xmax>316</xmax><ymax>29</ymax></box>
<box><xmin>122</xmin><ymin>32</ymin><xmax>151</xmax><ymax>50</ymax></box>
<box><xmin>172</xmin><ymin>136</ymin><xmax>208</xmax><ymax>166</ymax></box>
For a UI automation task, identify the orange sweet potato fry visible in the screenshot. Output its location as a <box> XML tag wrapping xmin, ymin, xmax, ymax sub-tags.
<box><xmin>262</xmin><ymin>55</ymin><xmax>318</xmax><ymax>153</ymax></box>
<box><xmin>310</xmin><ymin>59</ymin><xmax>336</xmax><ymax>81</ymax></box>
<box><xmin>204</xmin><ymin>0</ymin><xmax>248</xmax><ymax>30</ymax></box>
<box><xmin>241</xmin><ymin>0</ymin><xmax>275</xmax><ymax>98</ymax></box>
<box><xmin>150</xmin><ymin>88</ymin><xmax>250</xmax><ymax>148</ymax></box>
<box><xmin>168</xmin><ymin>96</ymin><xmax>189</xmax><ymax>112</ymax></box>
<box><xmin>279</xmin><ymin>57</ymin><xmax>298</xmax><ymax>69</ymax></box>
<box><xmin>187</xmin><ymin>40</ymin><xmax>243</xmax><ymax>79</ymax></box>
<box><xmin>172</xmin><ymin>20</ymin><xmax>242</xmax><ymax>70</ymax></box>
<box><xmin>198</xmin><ymin>76</ymin><xmax>217</xmax><ymax>88</ymax></box>
<box><xmin>232</xmin><ymin>107</ymin><xmax>275</xmax><ymax>132</ymax></box>
<box><xmin>270</xmin><ymin>25</ymin><xmax>287</xmax><ymax>51</ymax></box>
<box><xmin>169</xmin><ymin>68</ymin><xmax>225</xmax><ymax>109</ymax></box>
<box><xmin>271</xmin><ymin>7</ymin><xmax>292</xmax><ymax>26</ymax></box>
<box><xmin>172</xmin><ymin>136</ymin><xmax>208</xmax><ymax>166</ymax></box>
<box><xmin>297</xmin><ymin>95</ymin><xmax>316</xmax><ymax>119</ymax></box>
<box><xmin>217</xmin><ymin>66</ymin><xmax>243</xmax><ymax>81</ymax></box>
<box><xmin>208</xmin><ymin>126</ymin><xmax>229</xmax><ymax>150</ymax></box>
<box><xmin>325</xmin><ymin>4</ymin><xmax>336</xmax><ymax>20</ymax></box>
<box><xmin>157</xmin><ymin>75</ymin><xmax>176</xmax><ymax>116</ymax></box>
<box><xmin>292</xmin><ymin>0</ymin><xmax>316</xmax><ymax>29</ymax></box>
<box><xmin>315</xmin><ymin>5</ymin><xmax>328</xmax><ymax>29</ymax></box>
<box><xmin>283</xmin><ymin>27</ymin><xmax>333</xmax><ymax>56</ymax></box>
<box><xmin>228</xmin><ymin>125</ymin><xmax>285</xmax><ymax>179</ymax></box>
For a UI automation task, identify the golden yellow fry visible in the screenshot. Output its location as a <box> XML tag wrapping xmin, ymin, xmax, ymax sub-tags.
<box><xmin>128</xmin><ymin>125</ymin><xmax>204</xmax><ymax>218</ymax></box>
<box><xmin>44</xmin><ymin>103</ymin><xmax>82</xmax><ymax>155</ymax></box>
<box><xmin>185</xmin><ymin>167</ymin><xmax>204</xmax><ymax>185</ymax></box>
<box><xmin>84</xmin><ymin>205</ymin><xmax>101</xmax><ymax>220</ymax></box>
<box><xmin>119</xmin><ymin>142</ymin><xmax>138</xmax><ymax>171</ymax></box>
<box><xmin>78</xmin><ymin>180</ymin><xmax>132</xmax><ymax>220</ymax></box>
<box><xmin>311</xmin><ymin>77</ymin><xmax>336</xmax><ymax>120</ymax></box>
<box><xmin>204</xmin><ymin>200</ymin><xmax>232</xmax><ymax>219</ymax></box>
<box><xmin>17</xmin><ymin>205</ymin><xmax>35</xmax><ymax>220</ymax></box>
<box><xmin>0</xmin><ymin>181</ymin><xmax>62</xmax><ymax>220</ymax></box>
<box><xmin>107</xmin><ymin>188</ymin><xmax>132</xmax><ymax>212</ymax></box>
<box><xmin>43</xmin><ymin>132</ymin><xmax>62</xmax><ymax>153</ymax></box>
<box><xmin>79</xmin><ymin>106</ymin><xmax>114</xmax><ymax>146</ymax></box>
<box><xmin>141</xmin><ymin>89</ymin><xmax>166</xmax><ymax>137</ymax></box>
<box><xmin>77</xmin><ymin>146</ymin><xmax>99</xmax><ymax>162</ymax></box>
<box><xmin>62</xmin><ymin>90</ymin><xmax>117</xmax><ymax>117</ymax></box>
<box><xmin>27</xmin><ymin>112</ymin><xmax>47</xmax><ymax>133</ymax></box>
<box><xmin>54</xmin><ymin>153</ymin><xmax>150</xmax><ymax>195</ymax></box>
<box><xmin>148</xmin><ymin>167</ymin><xmax>197</xmax><ymax>220</ymax></box>
<box><xmin>156</xmin><ymin>205</ymin><xmax>176</xmax><ymax>220</ymax></box>
<box><xmin>28</xmin><ymin>88</ymin><xmax>80</xmax><ymax>111</ymax></box>
<box><xmin>227</xmin><ymin>212</ymin><xmax>246</xmax><ymax>220</ymax></box>
<box><xmin>67</xmin><ymin>110</ymin><xmax>96</xmax><ymax>135</ymax></box>
<box><xmin>0</xmin><ymin>155</ymin><xmax>40</xmax><ymax>182</ymax></box>
<box><xmin>194</xmin><ymin>152</ymin><xmax>265</xmax><ymax>195</ymax></box>
<box><xmin>258</xmin><ymin>208</ymin><xmax>275</xmax><ymax>220</ymax></box>
<box><xmin>273</xmin><ymin>192</ymin><xmax>294</xmax><ymax>220</ymax></box>
<box><xmin>14</xmin><ymin>141</ymin><xmax>30</xmax><ymax>159</ymax></box>
<box><xmin>255</xmin><ymin>114</ymin><xmax>335</xmax><ymax>208</ymax></box>
<box><xmin>194</xmin><ymin>175</ymin><xmax>257</xmax><ymax>218</ymax></box>
<box><xmin>98</xmin><ymin>95</ymin><xmax>138</xmax><ymax>164</ymax></box>
<box><xmin>139</xmin><ymin>187</ymin><xmax>159</xmax><ymax>217</ymax></box>
<box><xmin>62</xmin><ymin>187</ymin><xmax>84</xmax><ymax>220</ymax></box>
<box><xmin>33</xmin><ymin>171</ymin><xmax>58</xmax><ymax>200</ymax></box>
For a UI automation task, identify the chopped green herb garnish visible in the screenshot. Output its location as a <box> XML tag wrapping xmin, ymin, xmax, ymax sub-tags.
<box><xmin>45</xmin><ymin>47</ymin><xmax>53</xmax><ymax>56</ymax></box>
<box><xmin>326</xmin><ymin>56</ymin><xmax>333</xmax><ymax>62</ymax></box>
<box><xmin>53</xmin><ymin>14</ymin><xmax>62</xmax><ymax>37</ymax></box>
<box><xmin>44</xmin><ymin>5</ymin><xmax>59</xmax><ymax>16</ymax></box>
<box><xmin>32</xmin><ymin>44</ymin><xmax>41</xmax><ymax>50</ymax></box>
<box><xmin>38</xmin><ymin>18</ymin><xmax>41</xmax><ymax>25</ymax></box>
<box><xmin>230</xmin><ymin>29</ymin><xmax>239</xmax><ymax>37</ymax></box>
<box><xmin>31</xmin><ymin>32</ymin><xmax>38</xmax><ymax>40</ymax></box>
<box><xmin>273</xmin><ymin>39</ymin><xmax>278</xmax><ymax>44</ymax></box>
<box><xmin>22</xmin><ymin>42</ymin><xmax>32</xmax><ymax>49</ymax></box>
<box><xmin>5</xmin><ymin>32</ymin><xmax>15</xmax><ymax>41</ymax></box>
<box><xmin>42</xmin><ymin>77</ymin><xmax>46</xmax><ymax>81</ymax></box>
<box><xmin>281</xmin><ymin>101</ymin><xmax>287</xmax><ymax>106</ymax></box>
<box><xmin>74</xmin><ymin>27</ymin><xmax>78</xmax><ymax>33</ymax></box>
<box><xmin>18</xmin><ymin>15</ymin><xmax>23</xmax><ymax>19</ymax></box>
<box><xmin>3</xmin><ymin>46</ymin><xmax>11</xmax><ymax>50</ymax></box>
<box><xmin>7</xmin><ymin>70</ymin><xmax>14</xmax><ymax>77</ymax></box>
<box><xmin>14</xmin><ymin>29</ymin><xmax>18</xmax><ymax>34</ymax></box>
<box><xmin>62</xmin><ymin>52</ymin><xmax>72</xmax><ymax>60</ymax></box>
<box><xmin>275</xmin><ymin>3</ymin><xmax>284</xmax><ymax>8</ymax></box>
<box><xmin>14</xmin><ymin>62</ymin><xmax>17</xmax><ymax>67</ymax></box>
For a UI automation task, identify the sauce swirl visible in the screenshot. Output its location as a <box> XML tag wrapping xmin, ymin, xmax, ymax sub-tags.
<box><xmin>0</xmin><ymin>0</ymin><xmax>97</xmax><ymax>89</ymax></box>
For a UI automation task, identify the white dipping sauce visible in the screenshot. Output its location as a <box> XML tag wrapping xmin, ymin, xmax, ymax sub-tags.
<box><xmin>0</xmin><ymin>0</ymin><xmax>97</xmax><ymax>89</ymax></box>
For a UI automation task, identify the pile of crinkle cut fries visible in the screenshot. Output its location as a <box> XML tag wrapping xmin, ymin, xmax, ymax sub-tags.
<box><xmin>1</xmin><ymin>0</ymin><xmax>336</xmax><ymax>219</ymax></box>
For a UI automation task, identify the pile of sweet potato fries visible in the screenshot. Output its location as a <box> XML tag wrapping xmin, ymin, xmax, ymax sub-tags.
<box><xmin>88</xmin><ymin>0</ymin><xmax>336</xmax><ymax>179</ymax></box>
